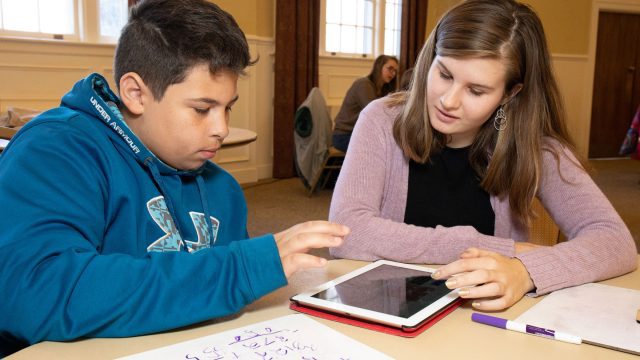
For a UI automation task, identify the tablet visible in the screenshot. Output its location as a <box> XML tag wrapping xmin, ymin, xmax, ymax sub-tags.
<box><xmin>291</xmin><ymin>260</ymin><xmax>460</xmax><ymax>330</ymax></box>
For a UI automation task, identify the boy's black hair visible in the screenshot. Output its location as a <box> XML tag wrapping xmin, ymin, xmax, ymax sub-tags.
<box><xmin>114</xmin><ymin>0</ymin><xmax>253</xmax><ymax>100</ymax></box>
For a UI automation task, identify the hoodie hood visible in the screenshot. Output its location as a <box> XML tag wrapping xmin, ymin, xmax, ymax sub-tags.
<box><xmin>61</xmin><ymin>73</ymin><xmax>205</xmax><ymax>176</ymax></box>
<box><xmin>60</xmin><ymin>73</ymin><xmax>216</xmax><ymax>249</ymax></box>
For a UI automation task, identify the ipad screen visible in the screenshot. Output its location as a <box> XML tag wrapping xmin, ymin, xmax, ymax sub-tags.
<box><xmin>310</xmin><ymin>264</ymin><xmax>450</xmax><ymax>319</ymax></box>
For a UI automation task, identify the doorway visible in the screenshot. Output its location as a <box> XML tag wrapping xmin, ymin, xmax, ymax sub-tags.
<box><xmin>589</xmin><ymin>11</ymin><xmax>640</xmax><ymax>158</ymax></box>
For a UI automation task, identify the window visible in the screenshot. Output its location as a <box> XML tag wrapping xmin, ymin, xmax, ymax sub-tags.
<box><xmin>322</xmin><ymin>0</ymin><xmax>402</xmax><ymax>58</ymax></box>
<box><xmin>0</xmin><ymin>0</ymin><xmax>128</xmax><ymax>43</ymax></box>
<box><xmin>0</xmin><ymin>0</ymin><xmax>78</xmax><ymax>40</ymax></box>
<box><xmin>383</xmin><ymin>0</ymin><xmax>402</xmax><ymax>56</ymax></box>
<box><xmin>98</xmin><ymin>0</ymin><xmax>128</xmax><ymax>40</ymax></box>
<box><xmin>325</xmin><ymin>0</ymin><xmax>374</xmax><ymax>55</ymax></box>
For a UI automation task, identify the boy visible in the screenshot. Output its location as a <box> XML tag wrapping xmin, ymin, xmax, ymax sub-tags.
<box><xmin>0</xmin><ymin>0</ymin><xmax>348</xmax><ymax>355</ymax></box>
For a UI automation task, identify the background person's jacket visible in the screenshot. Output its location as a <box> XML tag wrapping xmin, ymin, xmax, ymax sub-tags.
<box><xmin>0</xmin><ymin>73</ymin><xmax>287</xmax><ymax>355</ymax></box>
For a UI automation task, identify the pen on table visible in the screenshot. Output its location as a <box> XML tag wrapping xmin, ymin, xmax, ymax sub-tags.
<box><xmin>471</xmin><ymin>312</ymin><xmax>582</xmax><ymax>345</ymax></box>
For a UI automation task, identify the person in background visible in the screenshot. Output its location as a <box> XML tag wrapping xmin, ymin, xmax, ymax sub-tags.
<box><xmin>0</xmin><ymin>0</ymin><xmax>348</xmax><ymax>355</ymax></box>
<box><xmin>332</xmin><ymin>55</ymin><xmax>398</xmax><ymax>152</ymax></box>
<box><xmin>619</xmin><ymin>103</ymin><xmax>640</xmax><ymax>160</ymax></box>
<box><xmin>329</xmin><ymin>0</ymin><xmax>636</xmax><ymax>311</ymax></box>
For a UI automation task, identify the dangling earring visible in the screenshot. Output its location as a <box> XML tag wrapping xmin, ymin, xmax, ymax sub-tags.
<box><xmin>494</xmin><ymin>105</ymin><xmax>507</xmax><ymax>131</ymax></box>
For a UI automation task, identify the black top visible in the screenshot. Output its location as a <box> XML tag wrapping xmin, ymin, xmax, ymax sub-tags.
<box><xmin>404</xmin><ymin>146</ymin><xmax>495</xmax><ymax>236</ymax></box>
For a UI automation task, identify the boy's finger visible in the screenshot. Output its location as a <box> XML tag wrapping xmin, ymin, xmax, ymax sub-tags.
<box><xmin>276</xmin><ymin>221</ymin><xmax>349</xmax><ymax>247</ymax></box>
<box><xmin>278</xmin><ymin>233</ymin><xmax>343</xmax><ymax>256</ymax></box>
<box><xmin>282</xmin><ymin>253</ymin><xmax>328</xmax><ymax>278</ymax></box>
<box><xmin>297</xmin><ymin>221</ymin><xmax>350</xmax><ymax>236</ymax></box>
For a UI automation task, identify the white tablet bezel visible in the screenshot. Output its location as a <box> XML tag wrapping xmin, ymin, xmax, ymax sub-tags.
<box><xmin>291</xmin><ymin>260</ymin><xmax>460</xmax><ymax>329</ymax></box>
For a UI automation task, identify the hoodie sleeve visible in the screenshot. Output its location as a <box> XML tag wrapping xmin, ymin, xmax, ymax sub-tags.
<box><xmin>0</xmin><ymin>119</ymin><xmax>287</xmax><ymax>348</ymax></box>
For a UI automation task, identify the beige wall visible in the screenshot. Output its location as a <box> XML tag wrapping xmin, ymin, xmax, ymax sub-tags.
<box><xmin>426</xmin><ymin>0</ymin><xmax>591</xmax><ymax>55</ymax></box>
<box><xmin>525</xmin><ymin>0</ymin><xmax>591</xmax><ymax>55</ymax></box>
<box><xmin>215</xmin><ymin>0</ymin><xmax>275</xmax><ymax>38</ymax></box>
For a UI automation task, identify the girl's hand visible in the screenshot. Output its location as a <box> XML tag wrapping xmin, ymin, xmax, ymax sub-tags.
<box><xmin>432</xmin><ymin>247</ymin><xmax>535</xmax><ymax>310</ymax></box>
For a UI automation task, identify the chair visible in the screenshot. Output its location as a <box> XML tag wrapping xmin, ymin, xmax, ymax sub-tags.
<box><xmin>306</xmin><ymin>146</ymin><xmax>345</xmax><ymax>196</ymax></box>
<box><xmin>0</xmin><ymin>126</ymin><xmax>16</xmax><ymax>140</ymax></box>
<box><xmin>294</xmin><ymin>88</ymin><xmax>345</xmax><ymax>196</ymax></box>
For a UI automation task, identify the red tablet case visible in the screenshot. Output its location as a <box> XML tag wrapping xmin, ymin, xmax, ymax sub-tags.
<box><xmin>289</xmin><ymin>298</ymin><xmax>463</xmax><ymax>338</ymax></box>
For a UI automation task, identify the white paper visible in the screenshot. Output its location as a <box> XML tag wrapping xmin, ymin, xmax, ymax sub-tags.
<box><xmin>516</xmin><ymin>283</ymin><xmax>640</xmax><ymax>354</ymax></box>
<box><xmin>0</xmin><ymin>139</ymin><xmax>9</xmax><ymax>148</ymax></box>
<box><xmin>118</xmin><ymin>314</ymin><xmax>393</xmax><ymax>360</ymax></box>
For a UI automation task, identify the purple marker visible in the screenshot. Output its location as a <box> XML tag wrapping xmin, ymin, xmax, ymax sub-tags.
<box><xmin>471</xmin><ymin>313</ymin><xmax>582</xmax><ymax>345</ymax></box>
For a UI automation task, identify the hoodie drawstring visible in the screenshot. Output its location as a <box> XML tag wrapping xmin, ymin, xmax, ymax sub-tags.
<box><xmin>196</xmin><ymin>175</ymin><xmax>216</xmax><ymax>246</ymax></box>
<box><xmin>145</xmin><ymin>157</ymin><xmax>189</xmax><ymax>252</ymax></box>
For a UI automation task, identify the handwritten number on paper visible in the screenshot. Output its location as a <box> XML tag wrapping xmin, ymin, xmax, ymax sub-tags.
<box><xmin>183</xmin><ymin>326</ymin><xmax>337</xmax><ymax>359</ymax></box>
<box><xmin>263</xmin><ymin>337</ymin><xmax>275</xmax><ymax>346</ymax></box>
<box><xmin>129</xmin><ymin>315</ymin><xmax>390</xmax><ymax>360</ymax></box>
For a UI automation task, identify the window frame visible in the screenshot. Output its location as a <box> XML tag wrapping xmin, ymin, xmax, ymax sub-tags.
<box><xmin>320</xmin><ymin>0</ymin><xmax>402</xmax><ymax>59</ymax></box>
<box><xmin>382</xmin><ymin>0</ymin><xmax>402</xmax><ymax>57</ymax></box>
<box><xmin>95</xmin><ymin>0</ymin><xmax>129</xmax><ymax>44</ymax></box>
<box><xmin>0</xmin><ymin>0</ymin><xmax>81</xmax><ymax>41</ymax></box>
<box><xmin>0</xmin><ymin>0</ymin><xmax>127</xmax><ymax>44</ymax></box>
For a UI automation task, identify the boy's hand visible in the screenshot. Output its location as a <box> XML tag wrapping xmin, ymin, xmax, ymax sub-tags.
<box><xmin>274</xmin><ymin>221</ymin><xmax>349</xmax><ymax>278</ymax></box>
<box><xmin>431</xmin><ymin>247</ymin><xmax>535</xmax><ymax>311</ymax></box>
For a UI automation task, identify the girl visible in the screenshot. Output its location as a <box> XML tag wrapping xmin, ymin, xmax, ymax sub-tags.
<box><xmin>332</xmin><ymin>55</ymin><xmax>398</xmax><ymax>152</ymax></box>
<box><xmin>329</xmin><ymin>0</ymin><xmax>636</xmax><ymax>310</ymax></box>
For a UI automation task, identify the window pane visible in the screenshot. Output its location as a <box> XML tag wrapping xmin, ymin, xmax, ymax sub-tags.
<box><xmin>384</xmin><ymin>29</ymin><xmax>394</xmax><ymax>55</ymax></box>
<box><xmin>356</xmin><ymin>0</ymin><xmax>365</xmax><ymax>26</ymax></box>
<box><xmin>323</xmin><ymin>0</ymin><xmax>381</xmax><ymax>56</ymax></box>
<box><xmin>384</xmin><ymin>29</ymin><xmax>400</xmax><ymax>57</ymax></box>
<box><xmin>326</xmin><ymin>0</ymin><xmax>340</xmax><ymax>24</ymax></box>
<box><xmin>394</xmin><ymin>0</ymin><xmax>402</xmax><ymax>29</ymax></box>
<box><xmin>395</xmin><ymin>29</ymin><xmax>400</xmax><ymax>55</ymax></box>
<box><xmin>356</xmin><ymin>26</ymin><xmax>364</xmax><ymax>54</ymax></box>
<box><xmin>341</xmin><ymin>0</ymin><xmax>356</xmax><ymax>26</ymax></box>
<box><xmin>40</xmin><ymin>0</ymin><xmax>74</xmax><ymax>34</ymax></box>
<box><xmin>385</xmin><ymin>1</ymin><xmax>396</xmax><ymax>29</ymax></box>
<box><xmin>364</xmin><ymin>0</ymin><xmax>373</xmax><ymax>27</ymax></box>
<box><xmin>384</xmin><ymin>0</ymin><xmax>402</xmax><ymax>56</ymax></box>
<box><xmin>363</xmin><ymin>27</ymin><xmax>372</xmax><ymax>54</ymax></box>
<box><xmin>2</xmin><ymin>0</ymin><xmax>38</xmax><ymax>32</ymax></box>
<box><xmin>326</xmin><ymin>23</ymin><xmax>340</xmax><ymax>53</ymax></box>
<box><xmin>340</xmin><ymin>25</ymin><xmax>356</xmax><ymax>54</ymax></box>
<box><xmin>100</xmin><ymin>0</ymin><xmax>128</xmax><ymax>38</ymax></box>
<box><xmin>386</xmin><ymin>0</ymin><xmax>403</xmax><ymax>30</ymax></box>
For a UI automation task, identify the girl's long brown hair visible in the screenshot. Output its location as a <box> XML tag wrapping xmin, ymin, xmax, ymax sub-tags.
<box><xmin>388</xmin><ymin>0</ymin><xmax>584</xmax><ymax>227</ymax></box>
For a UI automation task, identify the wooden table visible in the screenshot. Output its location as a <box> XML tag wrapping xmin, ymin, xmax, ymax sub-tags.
<box><xmin>223</xmin><ymin>127</ymin><xmax>257</xmax><ymax>148</ymax></box>
<box><xmin>0</xmin><ymin>126</ymin><xmax>17</xmax><ymax>152</ymax></box>
<box><xmin>9</xmin><ymin>257</ymin><xmax>640</xmax><ymax>359</ymax></box>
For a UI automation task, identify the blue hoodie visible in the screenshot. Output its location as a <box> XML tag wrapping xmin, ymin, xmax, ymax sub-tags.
<box><xmin>0</xmin><ymin>74</ymin><xmax>287</xmax><ymax>355</ymax></box>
